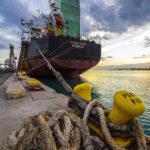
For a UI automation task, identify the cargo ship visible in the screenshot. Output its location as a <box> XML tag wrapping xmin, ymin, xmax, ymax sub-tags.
<box><xmin>17</xmin><ymin>0</ymin><xmax>101</xmax><ymax>78</ymax></box>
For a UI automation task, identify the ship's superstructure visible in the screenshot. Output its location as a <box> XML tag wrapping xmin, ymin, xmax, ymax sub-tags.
<box><xmin>18</xmin><ymin>0</ymin><xmax>101</xmax><ymax>78</ymax></box>
<box><xmin>21</xmin><ymin>0</ymin><xmax>80</xmax><ymax>40</ymax></box>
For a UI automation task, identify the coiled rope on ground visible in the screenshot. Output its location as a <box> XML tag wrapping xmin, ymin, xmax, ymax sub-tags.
<box><xmin>2</xmin><ymin>110</ymin><xmax>104</xmax><ymax>150</ymax></box>
<box><xmin>2</xmin><ymin>99</ymin><xmax>150</xmax><ymax>150</ymax></box>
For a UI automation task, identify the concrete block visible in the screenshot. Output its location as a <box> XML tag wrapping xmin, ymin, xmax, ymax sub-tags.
<box><xmin>6</xmin><ymin>82</ymin><xmax>27</xmax><ymax>99</ymax></box>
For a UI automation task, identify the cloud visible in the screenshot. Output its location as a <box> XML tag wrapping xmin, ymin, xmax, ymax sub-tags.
<box><xmin>0</xmin><ymin>44</ymin><xmax>6</xmax><ymax>49</ymax></box>
<box><xmin>144</xmin><ymin>36</ymin><xmax>150</xmax><ymax>47</ymax></box>
<box><xmin>133</xmin><ymin>55</ymin><xmax>150</xmax><ymax>59</ymax></box>
<box><xmin>81</xmin><ymin>0</ymin><xmax>150</xmax><ymax>36</ymax></box>
<box><xmin>0</xmin><ymin>0</ymin><xmax>34</xmax><ymax>53</ymax></box>
<box><xmin>103</xmin><ymin>34</ymin><xmax>112</xmax><ymax>40</ymax></box>
<box><xmin>101</xmin><ymin>56</ymin><xmax>113</xmax><ymax>61</ymax></box>
<box><xmin>0</xmin><ymin>15</ymin><xmax>4</xmax><ymax>23</ymax></box>
<box><xmin>0</xmin><ymin>25</ymin><xmax>21</xmax><ymax>50</ymax></box>
<box><xmin>0</xmin><ymin>0</ymin><xmax>32</xmax><ymax>27</ymax></box>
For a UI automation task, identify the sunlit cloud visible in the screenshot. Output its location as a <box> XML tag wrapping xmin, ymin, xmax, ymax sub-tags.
<box><xmin>102</xmin><ymin>0</ymin><xmax>116</xmax><ymax>6</ymax></box>
<box><xmin>97</xmin><ymin>56</ymin><xmax>150</xmax><ymax>66</ymax></box>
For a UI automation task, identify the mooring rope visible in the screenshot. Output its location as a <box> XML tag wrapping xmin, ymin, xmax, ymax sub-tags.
<box><xmin>83</xmin><ymin>99</ymin><xmax>148</xmax><ymax>150</ymax></box>
<box><xmin>83</xmin><ymin>100</ymin><xmax>126</xmax><ymax>150</ymax></box>
<box><xmin>27</xmin><ymin>41</ymin><xmax>74</xmax><ymax>74</ymax></box>
<box><xmin>2</xmin><ymin>110</ymin><xmax>105</xmax><ymax>150</ymax></box>
<box><xmin>133</xmin><ymin>118</ymin><xmax>147</xmax><ymax>150</ymax></box>
<box><xmin>26</xmin><ymin>46</ymin><xmax>74</xmax><ymax>74</ymax></box>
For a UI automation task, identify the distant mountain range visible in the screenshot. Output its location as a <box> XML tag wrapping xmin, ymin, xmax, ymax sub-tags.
<box><xmin>94</xmin><ymin>62</ymin><xmax>150</xmax><ymax>70</ymax></box>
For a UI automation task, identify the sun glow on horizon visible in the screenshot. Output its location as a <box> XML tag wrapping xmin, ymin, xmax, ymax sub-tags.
<box><xmin>97</xmin><ymin>57</ymin><xmax>150</xmax><ymax>66</ymax></box>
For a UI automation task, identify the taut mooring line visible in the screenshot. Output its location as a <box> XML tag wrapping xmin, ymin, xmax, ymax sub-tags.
<box><xmin>33</xmin><ymin>41</ymin><xmax>89</xmax><ymax>104</ymax></box>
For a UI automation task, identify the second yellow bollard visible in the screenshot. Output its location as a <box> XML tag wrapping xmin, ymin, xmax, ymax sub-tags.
<box><xmin>74</xmin><ymin>83</ymin><xmax>92</xmax><ymax>101</ymax></box>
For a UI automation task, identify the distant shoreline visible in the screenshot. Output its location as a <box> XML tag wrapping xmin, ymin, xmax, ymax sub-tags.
<box><xmin>92</xmin><ymin>68</ymin><xmax>150</xmax><ymax>70</ymax></box>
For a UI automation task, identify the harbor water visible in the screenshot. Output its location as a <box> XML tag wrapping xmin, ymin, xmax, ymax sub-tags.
<box><xmin>38</xmin><ymin>70</ymin><xmax>150</xmax><ymax>136</ymax></box>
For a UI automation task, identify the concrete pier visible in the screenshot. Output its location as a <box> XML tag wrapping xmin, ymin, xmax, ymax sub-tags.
<box><xmin>0</xmin><ymin>73</ymin><xmax>70</xmax><ymax>147</ymax></box>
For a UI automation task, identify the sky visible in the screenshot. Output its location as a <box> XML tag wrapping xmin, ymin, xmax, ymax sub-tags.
<box><xmin>0</xmin><ymin>0</ymin><xmax>150</xmax><ymax>66</ymax></box>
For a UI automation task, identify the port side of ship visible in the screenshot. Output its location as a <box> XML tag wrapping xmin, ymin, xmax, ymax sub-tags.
<box><xmin>18</xmin><ymin>0</ymin><xmax>101</xmax><ymax>78</ymax></box>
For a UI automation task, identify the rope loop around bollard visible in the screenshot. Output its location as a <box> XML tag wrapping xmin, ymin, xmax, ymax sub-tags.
<box><xmin>83</xmin><ymin>99</ymin><xmax>148</xmax><ymax>150</ymax></box>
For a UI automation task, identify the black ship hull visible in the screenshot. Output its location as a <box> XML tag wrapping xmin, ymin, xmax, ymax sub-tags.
<box><xmin>18</xmin><ymin>35</ymin><xmax>101</xmax><ymax>78</ymax></box>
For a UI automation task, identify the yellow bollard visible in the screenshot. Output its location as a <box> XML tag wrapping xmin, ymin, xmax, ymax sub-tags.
<box><xmin>108</xmin><ymin>90</ymin><xmax>145</xmax><ymax>124</ymax></box>
<box><xmin>25</xmin><ymin>78</ymin><xmax>41</xmax><ymax>87</ymax></box>
<box><xmin>22</xmin><ymin>71</ymin><xmax>26</xmax><ymax>76</ymax></box>
<box><xmin>72</xmin><ymin>87</ymin><xmax>138</xmax><ymax>148</ymax></box>
<box><xmin>74</xmin><ymin>83</ymin><xmax>92</xmax><ymax>101</ymax></box>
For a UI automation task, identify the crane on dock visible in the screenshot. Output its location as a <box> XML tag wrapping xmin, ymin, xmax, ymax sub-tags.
<box><xmin>4</xmin><ymin>44</ymin><xmax>17</xmax><ymax>71</ymax></box>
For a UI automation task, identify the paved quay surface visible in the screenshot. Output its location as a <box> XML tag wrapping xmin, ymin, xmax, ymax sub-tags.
<box><xmin>0</xmin><ymin>73</ymin><xmax>70</xmax><ymax>148</ymax></box>
<box><xmin>0</xmin><ymin>71</ymin><xmax>11</xmax><ymax>85</ymax></box>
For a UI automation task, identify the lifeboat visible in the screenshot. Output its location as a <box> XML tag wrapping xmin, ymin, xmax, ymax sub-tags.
<box><xmin>54</xmin><ymin>14</ymin><xmax>63</xmax><ymax>26</ymax></box>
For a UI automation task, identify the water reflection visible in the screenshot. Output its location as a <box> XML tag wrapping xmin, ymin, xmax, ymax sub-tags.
<box><xmin>81</xmin><ymin>70</ymin><xmax>150</xmax><ymax>136</ymax></box>
<box><xmin>39</xmin><ymin>70</ymin><xmax>150</xmax><ymax>136</ymax></box>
